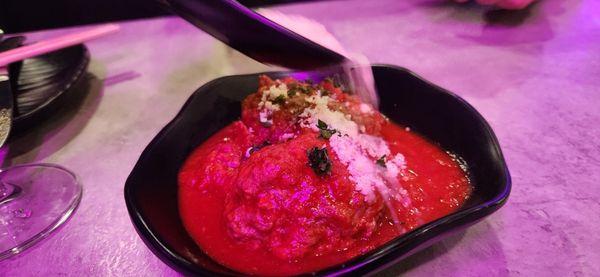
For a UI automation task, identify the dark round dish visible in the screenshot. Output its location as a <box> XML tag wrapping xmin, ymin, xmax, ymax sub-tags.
<box><xmin>124</xmin><ymin>65</ymin><xmax>511</xmax><ymax>276</ymax></box>
<box><xmin>1</xmin><ymin>36</ymin><xmax>90</xmax><ymax>136</ymax></box>
<box><xmin>9</xmin><ymin>43</ymin><xmax>90</xmax><ymax>134</ymax></box>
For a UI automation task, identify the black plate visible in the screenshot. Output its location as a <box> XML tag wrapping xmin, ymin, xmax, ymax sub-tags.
<box><xmin>124</xmin><ymin>65</ymin><xmax>511</xmax><ymax>276</ymax></box>
<box><xmin>10</xmin><ymin>43</ymin><xmax>90</xmax><ymax>134</ymax></box>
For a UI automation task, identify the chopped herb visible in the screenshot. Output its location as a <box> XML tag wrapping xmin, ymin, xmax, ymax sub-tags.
<box><xmin>376</xmin><ymin>155</ymin><xmax>387</xmax><ymax>167</ymax></box>
<box><xmin>272</xmin><ymin>95</ymin><xmax>286</xmax><ymax>105</ymax></box>
<box><xmin>300</xmin><ymin>85</ymin><xmax>311</xmax><ymax>94</ymax></box>
<box><xmin>290</xmin><ymin>83</ymin><xmax>310</xmax><ymax>95</ymax></box>
<box><xmin>320</xmin><ymin>129</ymin><xmax>335</xmax><ymax>139</ymax></box>
<box><xmin>316</xmin><ymin>120</ymin><xmax>336</xmax><ymax>140</ymax></box>
<box><xmin>317</xmin><ymin>119</ymin><xmax>328</xmax><ymax>130</ymax></box>
<box><xmin>307</xmin><ymin>147</ymin><xmax>332</xmax><ymax>176</ymax></box>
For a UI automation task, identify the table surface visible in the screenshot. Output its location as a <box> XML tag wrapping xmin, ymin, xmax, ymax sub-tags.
<box><xmin>1</xmin><ymin>0</ymin><xmax>599</xmax><ymax>275</ymax></box>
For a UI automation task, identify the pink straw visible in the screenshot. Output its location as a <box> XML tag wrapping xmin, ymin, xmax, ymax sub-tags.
<box><xmin>0</xmin><ymin>24</ymin><xmax>120</xmax><ymax>67</ymax></box>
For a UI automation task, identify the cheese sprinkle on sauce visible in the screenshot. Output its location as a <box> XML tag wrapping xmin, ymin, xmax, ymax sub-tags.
<box><xmin>258</xmin><ymin>84</ymin><xmax>413</xmax><ymax>204</ymax></box>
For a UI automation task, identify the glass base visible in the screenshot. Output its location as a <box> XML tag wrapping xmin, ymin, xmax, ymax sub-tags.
<box><xmin>0</xmin><ymin>163</ymin><xmax>82</xmax><ymax>260</ymax></box>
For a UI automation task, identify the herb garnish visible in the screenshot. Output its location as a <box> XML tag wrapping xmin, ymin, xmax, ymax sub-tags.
<box><xmin>317</xmin><ymin>119</ymin><xmax>328</xmax><ymax>129</ymax></box>
<box><xmin>301</xmin><ymin>85</ymin><xmax>312</xmax><ymax>94</ymax></box>
<box><xmin>316</xmin><ymin>119</ymin><xmax>336</xmax><ymax>139</ymax></box>
<box><xmin>307</xmin><ymin>147</ymin><xmax>332</xmax><ymax>176</ymax></box>
<box><xmin>288</xmin><ymin>83</ymin><xmax>310</xmax><ymax>95</ymax></box>
<box><xmin>320</xmin><ymin>129</ymin><xmax>335</xmax><ymax>139</ymax></box>
<box><xmin>376</xmin><ymin>155</ymin><xmax>387</xmax><ymax>168</ymax></box>
<box><xmin>272</xmin><ymin>95</ymin><xmax>286</xmax><ymax>105</ymax></box>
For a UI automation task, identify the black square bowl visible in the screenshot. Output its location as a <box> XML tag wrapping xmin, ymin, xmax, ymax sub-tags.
<box><xmin>124</xmin><ymin>65</ymin><xmax>511</xmax><ymax>276</ymax></box>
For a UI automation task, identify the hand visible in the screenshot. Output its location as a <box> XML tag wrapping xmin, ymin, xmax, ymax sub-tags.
<box><xmin>454</xmin><ymin>0</ymin><xmax>535</xmax><ymax>9</ymax></box>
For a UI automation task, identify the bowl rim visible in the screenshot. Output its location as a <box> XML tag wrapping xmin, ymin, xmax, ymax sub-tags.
<box><xmin>124</xmin><ymin>64</ymin><xmax>511</xmax><ymax>276</ymax></box>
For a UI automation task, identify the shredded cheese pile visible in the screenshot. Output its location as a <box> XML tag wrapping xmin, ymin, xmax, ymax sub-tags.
<box><xmin>259</xmin><ymin>84</ymin><xmax>410</xmax><ymax>204</ymax></box>
<box><xmin>258</xmin><ymin>82</ymin><xmax>288</xmax><ymax>126</ymax></box>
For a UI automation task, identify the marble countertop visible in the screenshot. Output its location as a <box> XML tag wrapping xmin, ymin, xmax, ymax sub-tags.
<box><xmin>1</xmin><ymin>0</ymin><xmax>598</xmax><ymax>275</ymax></box>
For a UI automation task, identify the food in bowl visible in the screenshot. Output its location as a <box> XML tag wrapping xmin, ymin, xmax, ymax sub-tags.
<box><xmin>178</xmin><ymin>76</ymin><xmax>472</xmax><ymax>276</ymax></box>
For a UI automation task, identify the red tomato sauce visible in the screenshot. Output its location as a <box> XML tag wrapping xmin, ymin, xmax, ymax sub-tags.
<box><xmin>179</xmin><ymin>76</ymin><xmax>471</xmax><ymax>276</ymax></box>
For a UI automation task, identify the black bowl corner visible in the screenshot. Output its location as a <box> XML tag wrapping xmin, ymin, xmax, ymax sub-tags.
<box><xmin>124</xmin><ymin>65</ymin><xmax>511</xmax><ymax>276</ymax></box>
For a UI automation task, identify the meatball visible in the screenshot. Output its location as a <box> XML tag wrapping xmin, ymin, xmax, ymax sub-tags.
<box><xmin>224</xmin><ymin>133</ymin><xmax>385</xmax><ymax>261</ymax></box>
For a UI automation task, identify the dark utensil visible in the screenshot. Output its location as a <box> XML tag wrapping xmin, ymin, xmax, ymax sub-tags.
<box><xmin>124</xmin><ymin>65</ymin><xmax>511</xmax><ymax>276</ymax></box>
<box><xmin>156</xmin><ymin>0</ymin><xmax>347</xmax><ymax>69</ymax></box>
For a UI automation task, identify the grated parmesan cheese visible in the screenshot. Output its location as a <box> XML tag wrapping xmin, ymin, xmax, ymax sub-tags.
<box><xmin>257</xmin><ymin>83</ymin><xmax>290</xmax><ymax>125</ymax></box>
<box><xmin>299</xmin><ymin>94</ymin><xmax>359</xmax><ymax>136</ymax></box>
<box><xmin>256</xmin><ymin>79</ymin><xmax>410</xmax><ymax>205</ymax></box>
<box><xmin>266</xmin><ymin>83</ymin><xmax>288</xmax><ymax>99</ymax></box>
<box><xmin>258</xmin><ymin>83</ymin><xmax>288</xmax><ymax>114</ymax></box>
<box><xmin>263</xmin><ymin>101</ymin><xmax>280</xmax><ymax>111</ymax></box>
<box><xmin>330</xmin><ymin>134</ymin><xmax>409</xmax><ymax>203</ymax></box>
<box><xmin>296</xmin><ymin>91</ymin><xmax>410</xmax><ymax>204</ymax></box>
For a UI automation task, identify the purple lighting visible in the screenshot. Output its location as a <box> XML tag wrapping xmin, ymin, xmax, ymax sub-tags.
<box><xmin>1</xmin><ymin>0</ymin><xmax>599</xmax><ymax>275</ymax></box>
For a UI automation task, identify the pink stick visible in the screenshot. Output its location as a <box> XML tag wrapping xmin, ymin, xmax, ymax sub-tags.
<box><xmin>0</xmin><ymin>24</ymin><xmax>120</xmax><ymax>67</ymax></box>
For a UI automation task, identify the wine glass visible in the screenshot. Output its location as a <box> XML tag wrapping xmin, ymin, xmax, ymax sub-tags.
<box><xmin>0</xmin><ymin>164</ymin><xmax>81</xmax><ymax>260</ymax></box>
<box><xmin>0</xmin><ymin>31</ymin><xmax>82</xmax><ymax>260</ymax></box>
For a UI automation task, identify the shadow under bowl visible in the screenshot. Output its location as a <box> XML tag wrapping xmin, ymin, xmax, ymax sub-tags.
<box><xmin>124</xmin><ymin>65</ymin><xmax>511</xmax><ymax>276</ymax></box>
